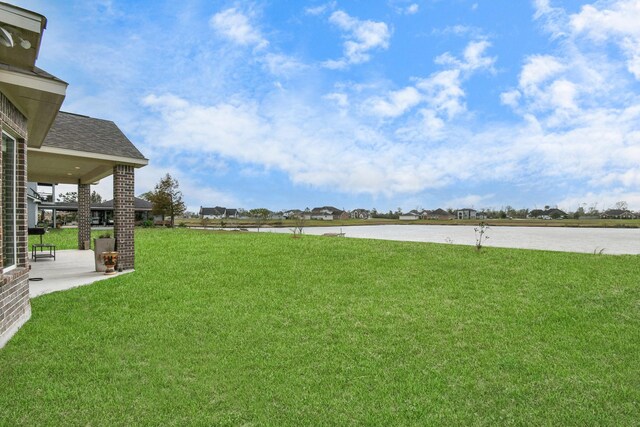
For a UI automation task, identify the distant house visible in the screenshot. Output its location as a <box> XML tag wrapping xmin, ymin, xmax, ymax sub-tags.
<box><xmin>546</xmin><ymin>208</ymin><xmax>567</xmax><ymax>219</ymax></box>
<box><xmin>424</xmin><ymin>208</ymin><xmax>454</xmax><ymax>220</ymax></box>
<box><xmin>528</xmin><ymin>209</ymin><xmax>545</xmax><ymax>218</ymax></box>
<box><xmin>269</xmin><ymin>211</ymin><xmax>284</xmax><ymax>220</ymax></box>
<box><xmin>307</xmin><ymin>208</ymin><xmax>331</xmax><ymax>220</ymax></box>
<box><xmin>200</xmin><ymin>206</ymin><xmax>225</xmax><ymax>219</ymax></box>
<box><xmin>399</xmin><ymin>210</ymin><xmax>421</xmax><ymax>220</ymax></box>
<box><xmin>334</xmin><ymin>210</ymin><xmax>350</xmax><ymax>220</ymax></box>
<box><xmin>456</xmin><ymin>209</ymin><xmax>477</xmax><ymax>220</ymax></box>
<box><xmin>601</xmin><ymin>209</ymin><xmax>636</xmax><ymax>219</ymax></box>
<box><xmin>283</xmin><ymin>209</ymin><xmax>303</xmax><ymax>219</ymax></box>
<box><xmin>200</xmin><ymin>206</ymin><xmax>238</xmax><ymax>219</ymax></box>
<box><xmin>307</xmin><ymin>206</ymin><xmax>347</xmax><ymax>220</ymax></box>
<box><xmin>351</xmin><ymin>209</ymin><xmax>370</xmax><ymax>219</ymax></box>
<box><xmin>529</xmin><ymin>208</ymin><xmax>567</xmax><ymax>219</ymax></box>
<box><xmin>476</xmin><ymin>211</ymin><xmax>488</xmax><ymax>220</ymax></box>
<box><xmin>96</xmin><ymin>197</ymin><xmax>152</xmax><ymax>225</ymax></box>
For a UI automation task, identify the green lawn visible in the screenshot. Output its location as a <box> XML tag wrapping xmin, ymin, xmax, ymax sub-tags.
<box><xmin>4</xmin><ymin>228</ymin><xmax>640</xmax><ymax>425</ymax></box>
<box><xmin>29</xmin><ymin>228</ymin><xmax>115</xmax><ymax>250</ymax></box>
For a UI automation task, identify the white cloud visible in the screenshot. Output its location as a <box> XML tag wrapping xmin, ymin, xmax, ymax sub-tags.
<box><xmin>445</xmin><ymin>194</ymin><xmax>495</xmax><ymax>209</ymax></box>
<box><xmin>462</xmin><ymin>40</ymin><xmax>495</xmax><ymax>71</ymax></box>
<box><xmin>407</xmin><ymin>4</ymin><xmax>419</xmax><ymax>14</ymax></box>
<box><xmin>261</xmin><ymin>53</ymin><xmax>308</xmax><ymax>76</ymax></box>
<box><xmin>570</xmin><ymin>0</ymin><xmax>640</xmax><ymax>79</ymax></box>
<box><xmin>549</xmin><ymin>79</ymin><xmax>578</xmax><ymax>110</ymax></box>
<box><xmin>519</xmin><ymin>55</ymin><xmax>566</xmax><ymax>91</ymax></box>
<box><xmin>141</xmin><ymin>92</ymin><xmax>461</xmax><ymax>195</ymax></box>
<box><xmin>139</xmin><ymin>77</ymin><xmax>640</xmax><ymax>209</ymax></box>
<box><xmin>210</xmin><ymin>8</ymin><xmax>268</xmax><ymax>50</ymax></box>
<box><xmin>395</xmin><ymin>109</ymin><xmax>446</xmax><ymax>142</ymax></box>
<box><xmin>502</xmin><ymin>0</ymin><xmax>640</xmax><ymax>136</ymax></box>
<box><xmin>416</xmin><ymin>70</ymin><xmax>466</xmax><ymax>118</ymax></box>
<box><xmin>322</xmin><ymin>10</ymin><xmax>391</xmax><ymax>69</ymax></box>
<box><xmin>397</xmin><ymin>4</ymin><xmax>420</xmax><ymax>15</ymax></box>
<box><xmin>434</xmin><ymin>39</ymin><xmax>495</xmax><ymax>72</ymax></box>
<box><xmin>363</xmin><ymin>39</ymin><xmax>494</xmax><ymax>120</ymax></box>
<box><xmin>366</xmin><ymin>86</ymin><xmax>422</xmax><ymax>117</ymax></box>
<box><xmin>432</xmin><ymin>25</ymin><xmax>486</xmax><ymax>39</ymax></box>
<box><xmin>533</xmin><ymin>0</ymin><xmax>568</xmax><ymax>37</ymax></box>
<box><xmin>500</xmin><ymin>89</ymin><xmax>521</xmax><ymax>108</ymax></box>
<box><xmin>305</xmin><ymin>2</ymin><xmax>337</xmax><ymax>16</ymax></box>
<box><xmin>533</xmin><ymin>0</ymin><xmax>554</xmax><ymax>18</ymax></box>
<box><xmin>324</xmin><ymin>92</ymin><xmax>349</xmax><ymax>108</ymax></box>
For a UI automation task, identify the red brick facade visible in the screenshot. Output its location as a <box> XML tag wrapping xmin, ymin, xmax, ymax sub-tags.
<box><xmin>0</xmin><ymin>92</ymin><xmax>31</xmax><ymax>348</ymax></box>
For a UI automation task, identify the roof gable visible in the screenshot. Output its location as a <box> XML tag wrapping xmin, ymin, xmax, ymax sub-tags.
<box><xmin>43</xmin><ymin>112</ymin><xmax>146</xmax><ymax>160</ymax></box>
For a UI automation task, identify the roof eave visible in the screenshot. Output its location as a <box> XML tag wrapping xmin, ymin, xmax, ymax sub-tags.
<box><xmin>0</xmin><ymin>67</ymin><xmax>67</xmax><ymax>147</ymax></box>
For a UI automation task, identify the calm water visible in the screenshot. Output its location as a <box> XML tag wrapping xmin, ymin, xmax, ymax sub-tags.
<box><xmin>259</xmin><ymin>224</ymin><xmax>640</xmax><ymax>255</ymax></box>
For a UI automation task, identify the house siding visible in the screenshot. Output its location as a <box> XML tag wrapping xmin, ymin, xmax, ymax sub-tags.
<box><xmin>0</xmin><ymin>92</ymin><xmax>31</xmax><ymax>348</ymax></box>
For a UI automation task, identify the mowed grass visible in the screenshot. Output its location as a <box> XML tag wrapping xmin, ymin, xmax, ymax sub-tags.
<box><xmin>28</xmin><ymin>228</ymin><xmax>114</xmax><ymax>250</ymax></box>
<box><xmin>3</xmin><ymin>228</ymin><xmax>640</xmax><ymax>425</ymax></box>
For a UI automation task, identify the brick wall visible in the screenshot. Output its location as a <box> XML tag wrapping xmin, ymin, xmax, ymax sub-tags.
<box><xmin>78</xmin><ymin>183</ymin><xmax>91</xmax><ymax>250</ymax></box>
<box><xmin>0</xmin><ymin>268</ymin><xmax>30</xmax><ymax>348</ymax></box>
<box><xmin>0</xmin><ymin>92</ymin><xmax>31</xmax><ymax>349</ymax></box>
<box><xmin>113</xmin><ymin>164</ymin><xmax>135</xmax><ymax>270</ymax></box>
<box><xmin>0</xmin><ymin>94</ymin><xmax>27</xmax><ymax>139</ymax></box>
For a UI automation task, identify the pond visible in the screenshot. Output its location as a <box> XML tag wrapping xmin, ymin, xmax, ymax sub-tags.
<box><xmin>258</xmin><ymin>224</ymin><xmax>640</xmax><ymax>255</ymax></box>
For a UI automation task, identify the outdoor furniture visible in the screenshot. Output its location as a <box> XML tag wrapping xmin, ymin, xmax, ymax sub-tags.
<box><xmin>28</xmin><ymin>227</ymin><xmax>56</xmax><ymax>262</ymax></box>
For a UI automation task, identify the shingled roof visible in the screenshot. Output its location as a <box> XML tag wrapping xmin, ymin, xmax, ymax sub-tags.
<box><xmin>99</xmin><ymin>197</ymin><xmax>152</xmax><ymax>210</ymax></box>
<box><xmin>43</xmin><ymin>111</ymin><xmax>147</xmax><ymax>160</ymax></box>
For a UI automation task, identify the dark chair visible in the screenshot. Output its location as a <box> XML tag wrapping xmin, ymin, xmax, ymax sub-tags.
<box><xmin>28</xmin><ymin>227</ymin><xmax>56</xmax><ymax>261</ymax></box>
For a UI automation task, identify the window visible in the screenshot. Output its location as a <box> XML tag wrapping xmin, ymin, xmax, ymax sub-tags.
<box><xmin>2</xmin><ymin>132</ymin><xmax>16</xmax><ymax>272</ymax></box>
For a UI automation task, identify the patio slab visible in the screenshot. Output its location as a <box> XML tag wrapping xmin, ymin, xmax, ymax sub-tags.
<box><xmin>29</xmin><ymin>249</ymin><xmax>132</xmax><ymax>298</ymax></box>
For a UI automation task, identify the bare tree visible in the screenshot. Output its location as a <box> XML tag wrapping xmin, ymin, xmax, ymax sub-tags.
<box><xmin>291</xmin><ymin>215</ymin><xmax>306</xmax><ymax>238</ymax></box>
<box><xmin>614</xmin><ymin>201</ymin><xmax>628</xmax><ymax>211</ymax></box>
<box><xmin>474</xmin><ymin>222</ymin><xmax>490</xmax><ymax>251</ymax></box>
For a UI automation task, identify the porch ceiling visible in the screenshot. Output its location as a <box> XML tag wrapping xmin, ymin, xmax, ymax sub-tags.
<box><xmin>27</xmin><ymin>146</ymin><xmax>148</xmax><ymax>184</ymax></box>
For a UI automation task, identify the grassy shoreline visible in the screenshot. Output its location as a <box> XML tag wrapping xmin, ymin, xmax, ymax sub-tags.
<box><xmin>6</xmin><ymin>228</ymin><xmax>640</xmax><ymax>425</ymax></box>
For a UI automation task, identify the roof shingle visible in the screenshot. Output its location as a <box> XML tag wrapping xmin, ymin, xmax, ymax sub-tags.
<box><xmin>43</xmin><ymin>111</ymin><xmax>147</xmax><ymax>160</ymax></box>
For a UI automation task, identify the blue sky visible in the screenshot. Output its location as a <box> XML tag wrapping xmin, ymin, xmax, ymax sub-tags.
<box><xmin>17</xmin><ymin>0</ymin><xmax>640</xmax><ymax>212</ymax></box>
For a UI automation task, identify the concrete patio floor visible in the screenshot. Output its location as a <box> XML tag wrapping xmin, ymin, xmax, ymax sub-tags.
<box><xmin>29</xmin><ymin>250</ymin><xmax>132</xmax><ymax>297</ymax></box>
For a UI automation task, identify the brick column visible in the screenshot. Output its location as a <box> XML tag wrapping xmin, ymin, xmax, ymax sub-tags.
<box><xmin>0</xmin><ymin>123</ymin><xmax>3</xmax><ymax>271</ymax></box>
<box><xmin>113</xmin><ymin>164</ymin><xmax>134</xmax><ymax>269</ymax></box>
<box><xmin>77</xmin><ymin>183</ymin><xmax>91</xmax><ymax>250</ymax></box>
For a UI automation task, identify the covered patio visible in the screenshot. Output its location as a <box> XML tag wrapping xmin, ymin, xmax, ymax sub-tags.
<box><xmin>28</xmin><ymin>111</ymin><xmax>148</xmax><ymax>269</ymax></box>
<box><xmin>29</xmin><ymin>249</ymin><xmax>132</xmax><ymax>297</ymax></box>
